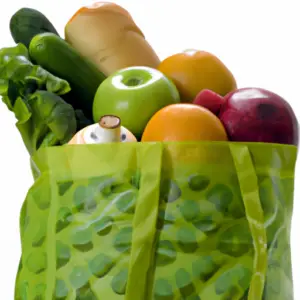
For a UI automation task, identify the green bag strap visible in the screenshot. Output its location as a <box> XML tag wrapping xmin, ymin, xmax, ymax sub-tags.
<box><xmin>125</xmin><ymin>143</ymin><xmax>163</xmax><ymax>300</ymax></box>
<box><xmin>229</xmin><ymin>144</ymin><xmax>268</xmax><ymax>300</ymax></box>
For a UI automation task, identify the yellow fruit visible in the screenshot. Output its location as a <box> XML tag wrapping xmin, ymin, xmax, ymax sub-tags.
<box><xmin>141</xmin><ymin>103</ymin><xmax>228</xmax><ymax>142</ymax></box>
<box><xmin>157</xmin><ymin>49</ymin><xmax>237</xmax><ymax>102</ymax></box>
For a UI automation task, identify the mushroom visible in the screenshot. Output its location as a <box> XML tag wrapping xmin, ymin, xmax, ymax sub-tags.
<box><xmin>68</xmin><ymin>115</ymin><xmax>137</xmax><ymax>144</ymax></box>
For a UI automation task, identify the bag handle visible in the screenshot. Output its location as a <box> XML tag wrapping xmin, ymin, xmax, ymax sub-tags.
<box><xmin>125</xmin><ymin>143</ymin><xmax>163</xmax><ymax>300</ymax></box>
<box><xmin>229</xmin><ymin>143</ymin><xmax>268</xmax><ymax>300</ymax></box>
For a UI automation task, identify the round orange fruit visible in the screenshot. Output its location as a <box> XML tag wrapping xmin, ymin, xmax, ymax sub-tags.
<box><xmin>157</xmin><ymin>49</ymin><xmax>237</xmax><ymax>102</ymax></box>
<box><xmin>141</xmin><ymin>103</ymin><xmax>228</xmax><ymax>142</ymax></box>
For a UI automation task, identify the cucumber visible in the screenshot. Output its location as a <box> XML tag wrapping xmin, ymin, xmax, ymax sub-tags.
<box><xmin>9</xmin><ymin>7</ymin><xmax>59</xmax><ymax>48</ymax></box>
<box><xmin>29</xmin><ymin>32</ymin><xmax>106</xmax><ymax>120</ymax></box>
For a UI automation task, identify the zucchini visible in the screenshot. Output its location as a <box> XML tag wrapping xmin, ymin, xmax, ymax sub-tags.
<box><xmin>29</xmin><ymin>32</ymin><xmax>106</xmax><ymax>120</ymax></box>
<box><xmin>9</xmin><ymin>7</ymin><xmax>59</xmax><ymax>48</ymax></box>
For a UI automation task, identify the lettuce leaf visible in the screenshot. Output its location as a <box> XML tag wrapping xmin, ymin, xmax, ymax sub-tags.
<box><xmin>0</xmin><ymin>43</ymin><xmax>77</xmax><ymax>155</ymax></box>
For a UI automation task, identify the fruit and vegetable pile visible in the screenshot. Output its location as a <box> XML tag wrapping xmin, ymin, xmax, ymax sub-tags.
<box><xmin>3</xmin><ymin>2</ymin><xmax>299</xmax><ymax>300</ymax></box>
<box><xmin>1</xmin><ymin>2</ymin><xmax>299</xmax><ymax>155</ymax></box>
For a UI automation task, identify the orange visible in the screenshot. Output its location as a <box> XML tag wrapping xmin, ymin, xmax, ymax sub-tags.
<box><xmin>141</xmin><ymin>103</ymin><xmax>228</xmax><ymax>142</ymax></box>
<box><xmin>157</xmin><ymin>49</ymin><xmax>237</xmax><ymax>102</ymax></box>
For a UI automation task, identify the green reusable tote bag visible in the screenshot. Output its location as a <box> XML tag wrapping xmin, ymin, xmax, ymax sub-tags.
<box><xmin>15</xmin><ymin>141</ymin><xmax>297</xmax><ymax>300</ymax></box>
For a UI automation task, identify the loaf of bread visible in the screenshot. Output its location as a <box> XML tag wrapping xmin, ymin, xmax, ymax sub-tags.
<box><xmin>65</xmin><ymin>2</ymin><xmax>161</xmax><ymax>76</ymax></box>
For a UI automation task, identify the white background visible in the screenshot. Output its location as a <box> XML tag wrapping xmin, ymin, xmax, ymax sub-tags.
<box><xmin>0</xmin><ymin>0</ymin><xmax>299</xmax><ymax>298</ymax></box>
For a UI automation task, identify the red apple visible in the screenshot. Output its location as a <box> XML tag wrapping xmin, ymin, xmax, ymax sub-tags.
<box><xmin>193</xmin><ymin>89</ymin><xmax>225</xmax><ymax>115</ymax></box>
<box><xmin>219</xmin><ymin>87</ymin><xmax>299</xmax><ymax>145</ymax></box>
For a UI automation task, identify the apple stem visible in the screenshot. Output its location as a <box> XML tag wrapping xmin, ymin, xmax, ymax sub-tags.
<box><xmin>124</xmin><ymin>77</ymin><xmax>143</xmax><ymax>86</ymax></box>
<box><xmin>95</xmin><ymin>115</ymin><xmax>121</xmax><ymax>142</ymax></box>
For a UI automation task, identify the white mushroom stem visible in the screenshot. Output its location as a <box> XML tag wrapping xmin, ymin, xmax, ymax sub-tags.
<box><xmin>94</xmin><ymin>115</ymin><xmax>121</xmax><ymax>142</ymax></box>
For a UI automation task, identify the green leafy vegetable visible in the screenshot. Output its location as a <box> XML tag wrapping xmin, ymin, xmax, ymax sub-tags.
<box><xmin>0</xmin><ymin>43</ymin><xmax>70</xmax><ymax>100</ymax></box>
<box><xmin>15</xmin><ymin>89</ymin><xmax>77</xmax><ymax>153</ymax></box>
<box><xmin>0</xmin><ymin>43</ymin><xmax>77</xmax><ymax>154</ymax></box>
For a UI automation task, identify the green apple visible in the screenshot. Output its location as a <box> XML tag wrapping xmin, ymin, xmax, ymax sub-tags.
<box><xmin>92</xmin><ymin>66</ymin><xmax>180</xmax><ymax>138</ymax></box>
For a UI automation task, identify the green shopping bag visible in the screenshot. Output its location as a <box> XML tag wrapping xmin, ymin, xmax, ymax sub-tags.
<box><xmin>15</xmin><ymin>141</ymin><xmax>297</xmax><ymax>300</ymax></box>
